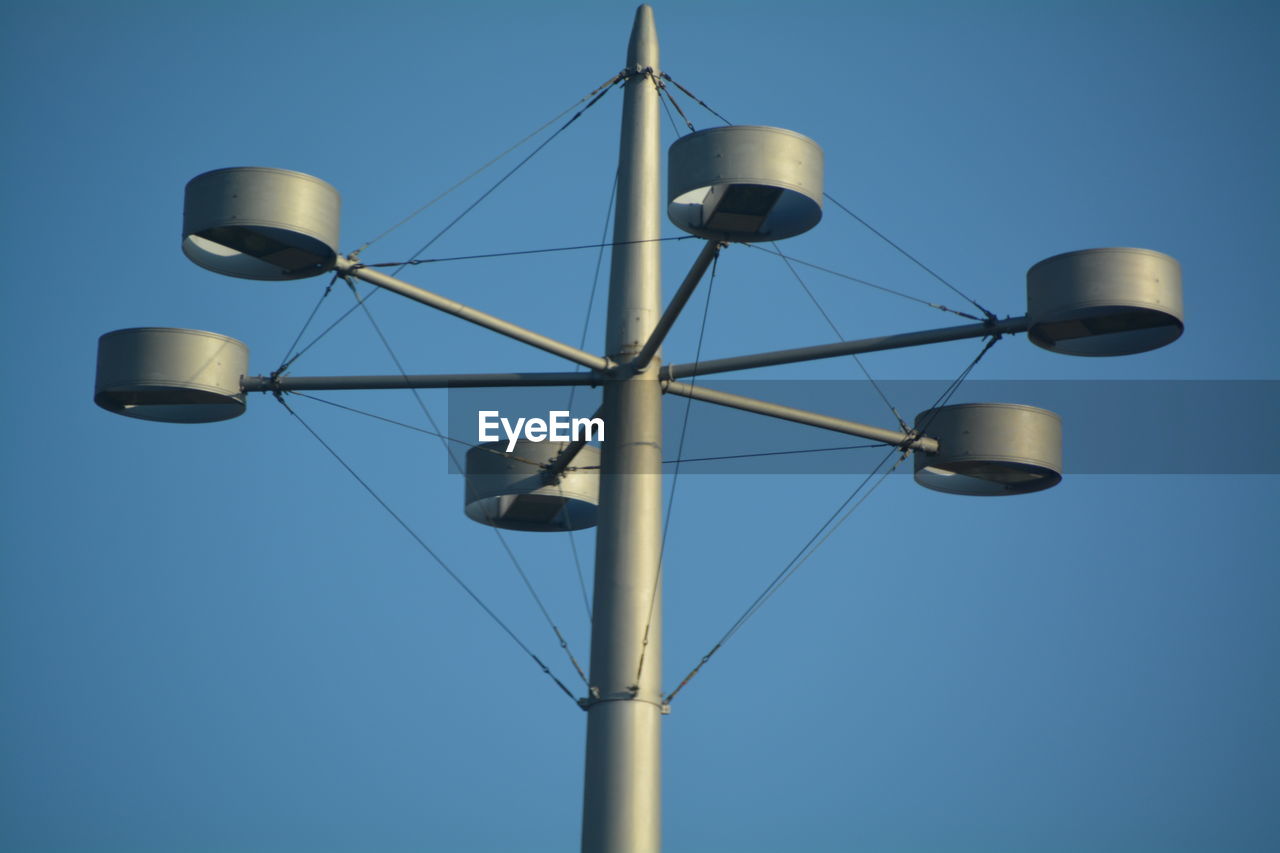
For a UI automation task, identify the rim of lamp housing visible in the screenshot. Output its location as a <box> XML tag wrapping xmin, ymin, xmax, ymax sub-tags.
<box><xmin>182</xmin><ymin>166</ymin><xmax>341</xmax><ymax>281</ymax></box>
<box><xmin>668</xmin><ymin>125</ymin><xmax>823</xmax><ymax>242</ymax></box>
<box><xmin>94</xmin><ymin>327</ymin><xmax>249</xmax><ymax>423</ymax></box>
<box><xmin>913</xmin><ymin>402</ymin><xmax>1062</xmax><ymax>496</ymax></box>
<box><xmin>1026</xmin><ymin>247</ymin><xmax>1183</xmax><ymax>356</ymax></box>
<box><xmin>464</xmin><ymin>440</ymin><xmax>601</xmax><ymax>532</ymax></box>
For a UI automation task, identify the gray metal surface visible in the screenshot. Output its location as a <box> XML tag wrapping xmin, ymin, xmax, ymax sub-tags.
<box><xmin>668</xmin><ymin>125</ymin><xmax>823</xmax><ymax>242</ymax></box>
<box><xmin>464</xmin><ymin>441</ymin><xmax>601</xmax><ymax>532</ymax></box>
<box><xmin>581</xmin><ymin>7</ymin><xmax>664</xmax><ymax>852</ymax></box>
<box><xmin>631</xmin><ymin>238</ymin><xmax>719</xmax><ymax>371</ymax></box>
<box><xmin>913</xmin><ymin>403</ymin><xmax>1062</xmax><ymax>495</ymax></box>
<box><xmin>664</xmin><ymin>380</ymin><xmax>939</xmax><ymax>452</ymax></box>
<box><xmin>337</xmin><ymin>258</ymin><xmax>611</xmax><ymax>372</ymax></box>
<box><xmin>663</xmin><ymin>315</ymin><xmax>1031</xmax><ymax>380</ymax></box>
<box><xmin>1026</xmin><ymin>247</ymin><xmax>1183</xmax><ymax>356</ymax></box>
<box><xmin>95</xmin><ymin>327</ymin><xmax>248</xmax><ymax>422</ymax></box>
<box><xmin>242</xmin><ymin>371</ymin><xmax>601</xmax><ymax>393</ymax></box>
<box><xmin>183</xmin><ymin>167</ymin><xmax>340</xmax><ymax>280</ymax></box>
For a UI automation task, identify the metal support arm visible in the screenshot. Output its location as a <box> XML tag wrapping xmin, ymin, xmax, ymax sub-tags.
<box><xmin>242</xmin><ymin>371</ymin><xmax>603</xmax><ymax>393</ymax></box>
<box><xmin>663</xmin><ymin>379</ymin><xmax>939</xmax><ymax>452</ymax></box>
<box><xmin>336</xmin><ymin>256</ymin><xmax>612</xmax><ymax>372</ymax></box>
<box><xmin>630</xmin><ymin>239</ymin><xmax>721</xmax><ymax>373</ymax></box>
<box><xmin>663</xmin><ymin>315</ymin><xmax>1029</xmax><ymax>380</ymax></box>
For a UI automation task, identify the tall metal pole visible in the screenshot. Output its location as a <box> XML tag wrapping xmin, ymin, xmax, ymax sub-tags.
<box><xmin>582</xmin><ymin>6</ymin><xmax>664</xmax><ymax>852</ymax></box>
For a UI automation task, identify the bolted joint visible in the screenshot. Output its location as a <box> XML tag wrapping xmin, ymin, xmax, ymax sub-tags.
<box><xmin>621</xmin><ymin>65</ymin><xmax>656</xmax><ymax>81</ymax></box>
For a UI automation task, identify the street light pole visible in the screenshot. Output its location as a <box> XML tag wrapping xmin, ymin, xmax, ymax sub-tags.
<box><xmin>93</xmin><ymin>6</ymin><xmax>1186</xmax><ymax>851</ymax></box>
<box><xmin>581</xmin><ymin>7</ymin><xmax>665</xmax><ymax>852</ymax></box>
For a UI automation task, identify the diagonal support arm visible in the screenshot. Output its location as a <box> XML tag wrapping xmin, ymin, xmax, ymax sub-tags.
<box><xmin>662</xmin><ymin>315</ymin><xmax>1029</xmax><ymax>381</ymax></box>
<box><xmin>540</xmin><ymin>405</ymin><xmax>606</xmax><ymax>485</ymax></box>
<box><xmin>663</xmin><ymin>379</ymin><xmax>939</xmax><ymax>452</ymax></box>
<box><xmin>336</xmin><ymin>256</ymin><xmax>612</xmax><ymax>372</ymax></box>
<box><xmin>630</xmin><ymin>239</ymin><xmax>722</xmax><ymax>373</ymax></box>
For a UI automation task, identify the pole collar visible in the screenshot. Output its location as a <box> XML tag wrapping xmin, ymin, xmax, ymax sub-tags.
<box><xmin>577</xmin><ymin>686</ymin><xmax>668</xmax><ymax>714</ymax></box>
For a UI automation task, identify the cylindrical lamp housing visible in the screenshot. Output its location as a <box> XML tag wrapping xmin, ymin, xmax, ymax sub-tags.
<box><xmin>464</xmin><ymin>441</ymin><xmax>600</xmax><ymax>532</ymax></box>
<box><xmin>95</xmin><ymin>327</ymin><xmax>248</xmax><ymax>423</ymax></box>
<box><xmin>1027</xmin><ymin>247</ymin><xmax>1183</xmax><ymax>356</ymax></box>
<box><xmin>668</xmin><ymin>126</ymin><xmax>823</xmax><ymax>242</ymax></box>
<box><xmin>914</xmin><ymin>403</ymin><xmax>1062</xmax><ymax>495</ymax></box>
<box><xmin>183</xmin><ymin>167</ymin><xmax>340</xmax><ymax>280</ymax></box>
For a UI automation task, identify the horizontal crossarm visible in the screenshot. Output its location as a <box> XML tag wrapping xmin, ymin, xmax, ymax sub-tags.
<box><xmin>244</xmin><ymin>371</ymin><xmax>603</xmax><ymax>393</ymax></box>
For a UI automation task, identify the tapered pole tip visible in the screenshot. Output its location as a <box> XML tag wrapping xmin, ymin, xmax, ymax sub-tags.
<box><xmin>627</xmin><ymin>4</ymin><xmax>658</xmax><ymax>67</ymax></box>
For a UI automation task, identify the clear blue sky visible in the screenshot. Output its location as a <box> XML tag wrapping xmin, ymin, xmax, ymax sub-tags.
<box><xmin>3</xmin><ymin>1</ymin><xmax>1277</xmax><ymax>851</ymax></box>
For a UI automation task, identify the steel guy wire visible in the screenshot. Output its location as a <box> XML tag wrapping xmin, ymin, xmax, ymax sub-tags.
<box><xmin>565</xmin><ymin>170</ymin><xmax>619</xmax><ymax>628</ymax></box>
<box><xmin>750</xmin><ymin>337</ymin><xmax>1007</xmax><ymax>617</ymax></box>
<box><xmin>282</xmin><ymin>391</ymin><xmax>544</xmax><ymax>469</ymax></box>
<box><xmin>773</xmin><ymin>241</ymin><xmax>909</xmax><ymax>432</ymax></box>
<box><xmin>394</xmin><ymin>72</ymin><xmax>625</xmax><ymax>274</ymax></box>
<box><xmin>492</xmin><ymin>524</ymin><xmax>590</xmax><ymax>686</ymax></box>
<box><xmin>609</xmin><ymin>73</ymin><xmax>991</xmax><ymax>329</ymax></box>
<box><xmin>719</xmin><ymin>450</ymin><xmax>905</xmax><ymax>642</ymax></box>
<box><xmin>568</xmin><ymin>523</ymin><xmax>592</xmax><ymax>624</ymax></box>
<box><xmin>272</xmin><ymin>393</ymin><xmax>580</xmax><ymax>705</ymax></box>
<box><xmin>353</xmin><ymin>71</ymin><xmax>626</xmax><ymax>256</ymax></box>
<box><xmin>673</xmin><ymin>333</ymin><xmax>1008</xmax><ymax>689</ymax></box>
<box><xmin>664</xmin><ymin>446</ymin><xmax>905</xmax><ymax>705</ymax></box>
<box><xmin>652</xmin><ymin>72</ymin><xmax>696</xmax><ymax>134</ymax></box>
<box><xmin>662</xmin><ymin>327</ymin><xmax>1004</xmax><ymax>703</ymax></box>
<box><xmin>651</xmin><ymin>73</ymin><xmax>992</xmax><ymax>320</ymax></box>
<box><xmin>822</xmin><ymin>192</ymin><xmax>995</xmax><ymax>321</ymax></box>
<box><xmin>654</xmin><ymin>442</ymin><xmax>884</xmax><ymax>467</ymax></box>
<box><xmin>290</xmin><ymin>394</ymin><xmax>903</xmax><ymax>473</ymax></box>
<box><xmin>567</xmin><ymin>173</ymin><xmax>621</xmax><ymax>413</ymax></box>
<box><xmin>654</xmin><ymin>73</ymin><xmax>685</xmax><ymax>138</ymax></box>
<box><xmin>745</xmin><ymin>243</ymin><xmax>984</xmax><ymax>321</ymax></box>
<box><xmin>913</xmin><ymin>332</ymin><xmax>1004</xmax><ymax>440</ymax></box>
<box><xmin>276</xmin><ymin>272</ymin><xmax>340</xmax><ymax>375</ymax></box>
<box><xmin>273</xmin><ymin>284</ymin><xmax>381</xmax><ymax>376</ymax></box>
<box><xmin>360</xmin><ymin>235</ymin><xmax>694</xmax><ymax>268</ymax></box>
<box><xmin>635</xmin><ymin>248</ymin><xmax>720</xmax><ymax>686</ymax></box>
<box><xmin>284</xmin><ymin>72</ymin><xmax>626</xmax><ymax>369</ymax></box>
<box><xmin>567</xmin><ymin>441</ymin><xmax>887</xmax><ymax>470</ymax></box>
<box><xmin>659</xmin><ymin>72</ymin><xmax>733</xmax><ymax>126</ymax></box>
